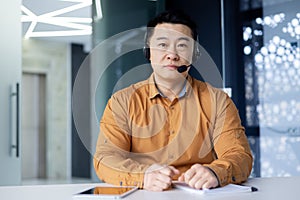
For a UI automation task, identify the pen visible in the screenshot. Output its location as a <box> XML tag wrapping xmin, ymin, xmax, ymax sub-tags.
<box><xmin>241</xmin><ymin>184</ymin><xmax>258</xmax><ymax>192</ymax></box>
<box><xmin>251</xmin><ymin>186</ymin><xmax>258</xmax><ymax>192</ymax></box>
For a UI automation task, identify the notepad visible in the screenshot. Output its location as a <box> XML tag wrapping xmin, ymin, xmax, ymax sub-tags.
<box><xmin>173</xmin><ymin>181</ymin><xmax>255</xmax><ymax>195</ymax></box>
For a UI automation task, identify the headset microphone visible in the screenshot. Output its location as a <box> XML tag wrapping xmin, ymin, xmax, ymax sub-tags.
<box><xmin>177</xmin><ymin>65</ymin><xmax>189</xmax><ymax>73</ymax></box>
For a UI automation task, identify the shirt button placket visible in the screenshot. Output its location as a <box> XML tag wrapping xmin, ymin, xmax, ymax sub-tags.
<box><xmin>168</xmin><ymin>105</ymin><xmax>176</xmax><ymax>139</ymax></box>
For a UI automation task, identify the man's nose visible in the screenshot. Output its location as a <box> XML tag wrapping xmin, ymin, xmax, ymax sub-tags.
<box><xmin>166</xmin><ymin>48</ymin><xmax>179</xmax><ymax>61</ymax></box>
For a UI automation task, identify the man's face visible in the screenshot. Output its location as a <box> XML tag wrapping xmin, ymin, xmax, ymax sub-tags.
<box><xmin>148</xmin><ymin>23</ymin><xmax>194</xmax><ymax>81</ymax></box>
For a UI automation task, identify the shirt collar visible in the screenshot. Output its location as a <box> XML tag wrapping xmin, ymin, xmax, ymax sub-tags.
<box><xmin>148</xmin><ymin>73</ymin><xmax>189</xmax><ymax>99</ymax></box>
<box><xmin>148</xmin><ymin>74</ymin><xmax>160</xmax><ymax>99</ymax></box>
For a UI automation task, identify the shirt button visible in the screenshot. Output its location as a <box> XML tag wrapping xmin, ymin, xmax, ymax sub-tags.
<box><xmin>171</xmin><ymin>130</ymin><xmax>175</xmax><ymax>134</ymax></box>
<box><xmin>232</xmin><ymin>176</ymin><xmax>236</xmax><ymax>182</ymax></box>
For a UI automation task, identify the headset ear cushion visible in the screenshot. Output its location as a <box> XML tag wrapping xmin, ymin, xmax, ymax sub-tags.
<box><xmin>143</xmin><ymin>46</ymin><xmax>150</xmax><ymax>60</ymax></box>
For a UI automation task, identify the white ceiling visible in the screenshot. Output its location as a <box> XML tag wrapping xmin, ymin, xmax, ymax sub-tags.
<box><xmin>22</xmin><ymin>0</ymin><xmax>92</xmax><ymax>51</ymax></box>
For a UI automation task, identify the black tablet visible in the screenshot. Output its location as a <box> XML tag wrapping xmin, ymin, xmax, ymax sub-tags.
<box><xmin>73</xmin><ymin>186</ymin><xmax>138</xmax><ymax>199</ymax></box>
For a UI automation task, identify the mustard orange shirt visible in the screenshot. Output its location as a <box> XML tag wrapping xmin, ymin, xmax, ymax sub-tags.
<box><xmin>94</xmin><ymin>74</ymin><xmax>253</xmax><ymax>188</ymax></box>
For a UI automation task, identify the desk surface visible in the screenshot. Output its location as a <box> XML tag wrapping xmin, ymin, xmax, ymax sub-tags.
<box><xmin>0</xmin><ymin>176</ymin><xmax>299</xmax><ymax>200</ymax></box>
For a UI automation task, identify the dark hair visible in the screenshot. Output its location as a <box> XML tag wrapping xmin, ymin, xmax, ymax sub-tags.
<box><xmin>146</xmin><ymin>10</ymin><xmax>198</xmax><ymax>43</ymax></box>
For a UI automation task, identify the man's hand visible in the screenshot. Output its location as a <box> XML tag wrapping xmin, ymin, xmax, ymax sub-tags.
<box><xmin>178</xmin><ymin>164</ymin><xmax>219</xmax><ymax>189</ymax></box>
<box><xmin>143</xmin><ymin>164</ymin><xmax>180</xmax><ymax>191</ymax></box>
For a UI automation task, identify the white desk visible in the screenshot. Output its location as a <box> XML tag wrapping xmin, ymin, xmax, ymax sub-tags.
<box><xmin>0</xmin><ymin>177</ymin><xmax>299</xmax><ymax>200</ymax></box>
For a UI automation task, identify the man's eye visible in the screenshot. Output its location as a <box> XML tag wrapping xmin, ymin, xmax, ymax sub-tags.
<box><xmin>158</xmin><ymin>43</ymin><xmax>167</xmax><ymax>48</ymax></box>
<box><xmin>177</xmin><ymin>43</ymin><xmax>188</xmax><ymax>48</ymax></box>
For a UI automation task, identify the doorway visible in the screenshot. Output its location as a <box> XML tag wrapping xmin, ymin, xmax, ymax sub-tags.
<box><xmin>21</xmin><ymin>72</ymin><xmax>46</xmax><ymax>180</ymax></box>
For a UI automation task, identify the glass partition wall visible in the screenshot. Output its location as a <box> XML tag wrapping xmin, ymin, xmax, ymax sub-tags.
<box><xmin>241</xmin><ymin>0</ymin><xmax>300</xmax><ymax>177</ymax></box>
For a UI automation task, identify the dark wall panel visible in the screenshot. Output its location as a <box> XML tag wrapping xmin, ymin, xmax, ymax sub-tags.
<box><xmin>71</xmin><ymin>44</ymin><xmax>90</xmax><ymax>178</ymax></box>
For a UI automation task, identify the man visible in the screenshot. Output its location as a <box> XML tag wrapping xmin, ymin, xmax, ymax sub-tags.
<box><xmin>93</xmin><ymin>10</ymin><xmax>253</xmax><ymax>192</ymax></box>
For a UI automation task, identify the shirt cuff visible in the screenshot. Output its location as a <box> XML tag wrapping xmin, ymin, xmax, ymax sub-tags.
<box><xmin>204</xmin><ymin>165</ymin><xmax>220</xmax><ymax>187</ymax></box>
<box><xmin>203</xmin><ymin>164</ymin><xmax>228</xmax><ymax>187</ymax></box>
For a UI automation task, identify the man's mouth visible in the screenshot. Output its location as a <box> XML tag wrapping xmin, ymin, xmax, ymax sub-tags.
<box><xmin>165</xmin><ymin>65</ymin><xmax>178</xmax><ymax>70</ymax></box>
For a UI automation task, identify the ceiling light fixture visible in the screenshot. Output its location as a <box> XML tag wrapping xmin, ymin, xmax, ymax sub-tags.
<box><xmin>21</xmin><ymin>0</ymin><xmax>96</xmax><ymax>38</ymax></box>
<box><xmin>95</xmin><ymin>0</ymin><xmax>103</xmax><ymax>21</ymax></box>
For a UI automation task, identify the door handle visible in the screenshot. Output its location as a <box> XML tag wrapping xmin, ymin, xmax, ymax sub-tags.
<box><xmin>11</xmin><ymin>83</ymin><xmax>20</xmax><ymax>157</ymax></box>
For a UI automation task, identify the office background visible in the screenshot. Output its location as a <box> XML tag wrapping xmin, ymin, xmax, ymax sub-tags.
<box><xmin>1</xmin><ymin>0</ymin><xmax>299</xmax><ymax>186</ymax></box>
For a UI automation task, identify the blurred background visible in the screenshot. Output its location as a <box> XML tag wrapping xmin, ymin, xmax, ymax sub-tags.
<box><xmin>1</xmin><ymin>0</ymin><xmax>300</xmax><ymax>186</ymax></box>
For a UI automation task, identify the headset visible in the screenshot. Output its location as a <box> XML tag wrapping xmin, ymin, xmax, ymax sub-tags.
<box><xmin>143</xmin><ymin>29</ymin><xmax>201</xmax><ymax>63</ymax></box>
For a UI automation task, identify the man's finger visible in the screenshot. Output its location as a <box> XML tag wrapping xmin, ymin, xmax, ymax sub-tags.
<box><xmin>169</xmin><ymin>166</ymin><xmax>180</xmax><ymax>175</ymax></box>
<box><xmin>178</xmin><ymin>173</ymin><xmax>185</xmax><ymax>182</ymax></box>
<box><xmin>159</xmin><ymin>165</ymin><xmax>178</xmax><ymax>177</ymax></box>
<box><xmin>184</xmin><ymin>168</ymin><xmax>196</xmax><ymax>182</ymax></box>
